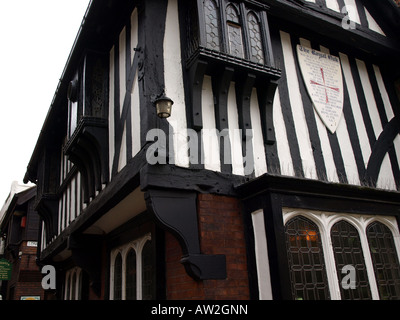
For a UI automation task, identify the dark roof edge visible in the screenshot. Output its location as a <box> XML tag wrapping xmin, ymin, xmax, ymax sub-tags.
<box><xmin>24</xmin><ymin>1</ymin><xmax>94</xmax><ymax>184</ymax></box>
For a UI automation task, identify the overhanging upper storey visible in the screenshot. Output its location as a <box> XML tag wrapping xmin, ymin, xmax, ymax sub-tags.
<box><xmin>181</xmin><ymin>0</ymin><xmax>281</xmax><ymax>141</ymax></box>
<box><xmin>63</xmin><ymin>50</ymin><xmax>109</xmax><ymax>203</ymax></box>
<box><xmin>184</xmin><ymin>0</ymin><xmax>280</xmax><ymax>74</ymax></box>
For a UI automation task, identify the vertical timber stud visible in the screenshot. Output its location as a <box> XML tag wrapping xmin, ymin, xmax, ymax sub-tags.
<box><xmin>188</xmin><ymin>60</ymin><xmax>208</xmax><ymax>131</ymax></box>
<box><xmin>145</xmin><ymin>189</ymin><xmax>226</xmax><ymax>280</ymax></box>
<box><xmin>236</xmin><ymin>73</ymin><xmax>256</xmax><ymax>176</ymax></box>
<box><xmin>212</xmin><ymin>67</ymin><xmax>234</xmax><ymax>173</ymax></box>
<box><xmin>258</xmin><ymin>80</ymin><xmax>278</xmax><ymax>145</ymax></box>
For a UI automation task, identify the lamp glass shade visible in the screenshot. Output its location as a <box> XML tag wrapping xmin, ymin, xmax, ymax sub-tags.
<box><xmin>155</xmin><ymin>97</ymin><xmax>173</xmax><ymax>118</ymax></box>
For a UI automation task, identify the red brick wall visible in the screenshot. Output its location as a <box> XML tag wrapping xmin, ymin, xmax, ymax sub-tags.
<box><xmin>14</xmin><ymin>282</ymin><xmax>44</xmax><ymax>300</ymax></box>
<box><xmin>9</xmin><ymin>241</ymin><xmax>45</xmax><ymax>300</ymax></box>
<box><xmin>165</xmin><ymin>194</ymin><xmax>249</xmax><ymax>300</ymax></box>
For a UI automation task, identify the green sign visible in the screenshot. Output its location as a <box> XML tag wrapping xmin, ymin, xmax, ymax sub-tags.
<box><xmin>0</xmin><ymin>258</ymin><xmax>12</xmax><ymax>280</ymax></box>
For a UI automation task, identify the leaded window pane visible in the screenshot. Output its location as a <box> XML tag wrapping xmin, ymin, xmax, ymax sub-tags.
<box><xmin>226</xmin><ymin>4</ymin><xmax>239</xmax><ymax>23</ymax></box>
<box><xmin>204</xmin><ymin>0</ymin><xmax>221</xmax><ymax>51</ymax></box>
<box><xmin>142</xmin><ymin>240</ymin><xmax>154</xmax><ymax>300</ymax></box>
<box><xmin>285</xmin><ymin>216</ymin><xmax>330</xmax><ymax>300</ymax></box>
<box><xmin>331</xmin><ymin>220</ymin><xmax>372</xmax><ymax>300</ymax></box>
<box><xmin>226</xmin><ymin>5</ymin><xmax>244</xmax><ymax>58</ymax></box>
<box><xmin>367</xmin><ymin>222</ymin><xmax>400</xmax><ymax>300</ymax></box>
<box><xmin>247</xmin><ymin>12</ymin><xmax>264</xmax><ymax>64</ymax></box>
<box><xmin>114</xmin><ymin>253</ymin><xmax>122</xmax><ymax>300</ymax></box>
<box><xmin>126</xmin><ymin>249</ymin><xmax>137</xmax><ymax>300</ymax></box>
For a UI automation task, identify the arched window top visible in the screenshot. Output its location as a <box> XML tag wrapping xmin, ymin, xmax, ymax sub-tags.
<box><xmin>247</xmin><ymin>11</ymin><xmax>259</xmax><ymax>23</ymax></box>
<box><xmin>226</xmin><ymin>4</ymin><xmax>240</xmax><ymax>23</ymax></box>
<box><xmin>285</xmin><ymin>215</ymin><xmax>321</xmax><ymax>246</ymax></box>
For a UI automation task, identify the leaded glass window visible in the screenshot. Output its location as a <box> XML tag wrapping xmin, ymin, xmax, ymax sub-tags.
<box><xmin>367</xmin><ymin>222</ymin><xmax>400</xmax><ymax>300</ymax></box>
<box><xmin>247</xmin><ymin>12</ymin><xmax>264</xmax><ymax>64</ymax></box>
<box><xmin>114</xmin><ymin>253</ymin><xmax>123</xmax><ymax>300</ymax></box>
<box><xmin>226</xmin><ymin>4</ymin><xmax>244</xmax><ymax>58</ymax></box>
<box><xmin>331</xmin><ymin>220</ymin><xmax>372</xmax><ymax>300</ymax></box>
<box><xmin>142</xmin><ymin>240</ymin><xmax>154</xmax><ymax>300</ymax></box>
<box><xmin>200</xmin><ymin>0</ymin><xmax>269</xmax><ymax>64</ymax></box>
<box><xmin>285</xmin><ymin>216</ymin><xmax>330</xmax><ymax>300</ymax></box>
<box><xmin>204</xmin><ymin>0</ymin><xmax>221</xmax><ymax>51</ymax></box>
<box><xmin>110</xmin><ymin>234</ymin><xmax>154</xmax><ymax>300</ymax></box>
<box><xmin>64</xmin><ymin>268</ymin><xmax>83</xmax><ymax>300</ymax></box>
<box><xmin>125</xmin><ymin>249</ymin><xmax>137</xmax><ymax>300</ymax></box>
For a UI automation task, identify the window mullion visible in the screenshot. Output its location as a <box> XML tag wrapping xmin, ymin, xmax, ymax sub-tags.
<box><xmin>259</xmin><ymin>10</ymin><xmax>273</xmax><ymax>66</ymax></box>
<box><xmin>319</xmin><ymin>217</ymin><xmax>341</xmax><ymax>300</ymax></box>
<box><xmin>219</xmin><ymin>0</ymin><xmax>228</xmax><ymax>54</ymax></box>
<box><xmin>137</xmin><ymin>245</ymin><xmax>142</xmax><ymax>300</ymax></box>
<box><xmin>239</xmin><ymin>3</ymin><xmax>250</xmax><ymax>60</ymax></box>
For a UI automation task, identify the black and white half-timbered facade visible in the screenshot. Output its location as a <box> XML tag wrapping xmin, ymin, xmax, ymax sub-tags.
<box><xmin>24</xmin><ymin>0</ymin><xmax>400</xmax><ymax>300</ymax></box>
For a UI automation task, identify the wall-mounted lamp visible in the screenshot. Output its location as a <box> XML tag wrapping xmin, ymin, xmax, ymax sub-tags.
<box><xmin>154</xmin><ymin>95</ymin><xmax>174</xmax><ymax>118</ymax></box>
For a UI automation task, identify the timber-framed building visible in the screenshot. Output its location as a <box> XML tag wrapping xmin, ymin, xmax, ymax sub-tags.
<box><xmin>24</xmin><ymin>0</ymin><xmax>400</xmax><ymax>300</ymax></box>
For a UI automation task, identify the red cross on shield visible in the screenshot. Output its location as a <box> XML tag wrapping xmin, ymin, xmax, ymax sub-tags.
<box><xmin>297</xmin><ymin>45</ymin><xmax>344</xmax><ymax>133</ymax></box>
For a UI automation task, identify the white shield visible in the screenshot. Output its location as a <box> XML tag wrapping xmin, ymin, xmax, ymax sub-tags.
<box><xmin>296</xmin><ymin>45</ymin><xmax>344</xmax><ymax>133</ymax></box>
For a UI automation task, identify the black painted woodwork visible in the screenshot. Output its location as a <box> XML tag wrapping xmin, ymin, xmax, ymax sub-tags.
<box><xmin>22</xmin><ymin>0</ymin><xmax>400</xmax><ymax>299</ymax></box>
<box><xmin>67</xmin><ymin>234</ymin><xmax>103</xmax><ymax>297</ymax></box>
<box><xmin>181</xmin><ymin>0</ymin><xmax>281</xmax><ymax>167</ymax></box>
<box><xmin>64</xmin><ymin>51</ymin><xmax>109</xmax><ymax>203</ymax></box>
<box><xmin>366</xmin><ymin>117</ymin><xmax>400</xmax><ymax>187</ymax></box>
<box><xmin>32</xmin><ymin>146</ymin><xmax>61</xmax><ymax>242</ymax></box>
<box><xmin>262</xmin><ymin>0</ymin><xmax>400</xmax><ymax>60</ymax></box>
<box><xmin>64</xmin><ymin>117</ymin><xmax>109</xmax><ymax>203</ymax></box>
<box><xmin>212</xmin><ymin>67</ymin><xmax>234</xmax><ymax>173</ymax></box>
<box><xmin>145</xmin><ymin>189</ymin><xmax>227</xmax><ymax>280</ymax></box>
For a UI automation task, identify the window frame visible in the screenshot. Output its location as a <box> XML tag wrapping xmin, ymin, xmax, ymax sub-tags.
<box><xmin>282</xmin><ymin>209</ymin><xmax>400</xmax><ymax>300</ymax></box>
<box><xmin>109</xmin><ymin>233</ymin><xmax>152</xmax><ymax>300</ymax></box>
<box><xmin>284</xmin><ymin>215</ymin><xmax>331</xmax><ymax>300</ymax></box>
<box><xmin>201</xmin><ymin>0</ymin><xmax>269</xmax><ymax>65</ymax></box>
<box><xmin>64</xmin><ymin>267</ymin><xmax>83</xmax><ymax>300</ymax></box>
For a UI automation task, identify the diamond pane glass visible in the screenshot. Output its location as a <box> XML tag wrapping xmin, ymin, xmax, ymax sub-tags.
<box><xmin>226</xmin><ymin>4</ymin><xmax>239</xmax><ymax>23</ymax></box>
<box><xmin>247</xmin><ymin>13</ymin><xmax>264</xmax><ymax>64</ymax></box>
<box><xmin>204</xmin><ymin>0</ymin><xmax>220</xmax><ymax>51</ymax></box>
<box><xmin>367</xmin><ymin>222</ymin><xmax>400</xmax><ymax>300</ymax></box>
<box><xmin>125</xmin><ymin>249</ymin><xmax>137</xmax><ymax>300</ymax></box>
<box><xmin>331</xmin><ymin>220</ymin><xmax>372</xmax><ymax>300</ymax></box>
<box><xmin>285</xmin><ymin>216</ymin><xmax>330</xmax><ymax>300</ymax></box>
<box><xmin>227</xmin><ymin>23</ymin><xmax>244</xmax><ymax>58</ymax></box>
<box><xmin>226</xmin><ymin>5</ymin><xmax>244</xmax><ymax>58</ymax></box>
